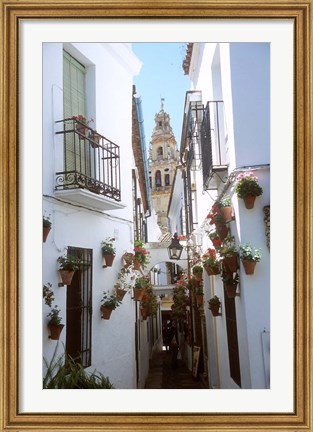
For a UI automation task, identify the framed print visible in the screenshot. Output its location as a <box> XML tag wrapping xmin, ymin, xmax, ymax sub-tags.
<box><xmin>0</xmin><ymin>0</ymin><xmax>312</xmax><ymax>431</ymax></box>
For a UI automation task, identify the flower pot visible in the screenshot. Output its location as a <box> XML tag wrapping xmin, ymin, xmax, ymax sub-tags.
<box><xmin>224</xmin><ymin>283</ymin><xmax>238</xmax><ymax>299</ymax></box>
<box><xmin>102</xmin><ymin>254</ymin><xmax>115</xmax><ymax>267</ymax></box>
<box><xmin>122</xmin><ymin>253</ymin><xmax>134</xmax><ymax>268</ymax></box>
<box><xmin>43</xmin><ymin>226</ymin><xmax>51</xmax><ymax>243</ymax></box>
<box><xmin>133</xmin><ymin>260</ymin><xmax>141</xmax><ymax>270</ymax></box>
<box><xmin>48</xmin><ymin>323</ymin><xmax>64</xmax><ymax>340</ymax></box>
<box><xmin>204</xmin><ymin>264</ymin><xmax>220</xmax><ymax>276</ymax></box>
<box><xmin>210</xmin><ymin>304</ymin><xmax>220</xmax><ymax>317</ymax></box>
<box><xmin>243</xmin><ymin>194</ymin><xmax>257</xmax><ymax>209</ymax></box>
<box><xmin>242</xmin><ymin>259</ymin><xmax>257</xmax><ymax>275</ymax></box>
<box><xmin>75</xmin><ymin>123</ymin><xmax>87</xmax><ymax>138</ymax></box>
<box><xmin>90</xmin><ymin>132</ymin><xmax>101</xmax><ymax>148</ymax></box>
<box><xmin>58</xmin><ymin>269</ymin><xmax>75</xmax><ymax>285</ymax></box>
<box><xmin>193</xmin><ymin>273</ymin><xmax>203</xmax><ymax>282</ymax></box>
<box><xmin>216</xmin><ymin>224</ymin><xmax>229</xmax><ymax>241</ymax></box>
<box><xmin>196</xmin><ymin>294</ymin><xmax>204</xmax><ymax>306</ymax></box>
<box><xmin>100</xmin><ymin>305</ymin><xmax>115</xmax><ymax>320</ymax></box>
<box><xmin>140</xmin><ymin>307</ymin><xmax>149</xmax><ymax>320</ymax></box>
<box><xmin>116</xmin><ymin>288</ymin><xmax>127</xmax><ymax>300</ymax></box>
<box><xmin>133</xmin><ymin>287</ymin><xmax>144</xmax><ymax>301</ymax></box>
<box><xmin>218</xmin><ymin>206</ymin><xmax>233</xmax><ymax>222</ymax></box>
<box><xmin>222</xmin><ymin>254</ymin><xmax>239</xmax><ymax>273</ymax></box>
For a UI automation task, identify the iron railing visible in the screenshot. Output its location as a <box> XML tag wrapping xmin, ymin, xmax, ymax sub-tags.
<box><xmin>201</xmin><ymin>101</ymin><xmax>228</xmax><ymax>188</ymax></box>
<box><xmin>186</xmin><ymin>101</ymin><xmax>204</xmax><ymax>171</ymax></box>
<box><xmin>55</xmin><ymin>118</ymin><xmax>121</xmax><ymax>201</ymax></box>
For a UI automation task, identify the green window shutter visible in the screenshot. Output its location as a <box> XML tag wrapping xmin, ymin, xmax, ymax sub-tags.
<box><xmin>63</xmin><ymin>51</ymin><xmax>90</xmax><ymax>176</ymax></box>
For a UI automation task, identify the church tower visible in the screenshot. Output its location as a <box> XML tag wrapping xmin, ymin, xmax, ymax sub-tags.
<box><xmin>149</xmin><ymin>99</ymin><xmax>179</xmax><ymax>234</ymax></box>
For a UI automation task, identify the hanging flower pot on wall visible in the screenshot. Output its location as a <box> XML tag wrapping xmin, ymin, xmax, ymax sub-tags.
<box><xmin>48</xmin><ymin>323</ymin><xmax>64</xmax><ymax>340</ymax></box>
<box><xmin>218</xmin><ymin>206</ymin><xmax>233</xmax><ymax>223</ymax></box>
<box><xmin>102</xmin><ymin>254</ymin><xmax>115</xmax><ymax>268</ymax></box>
<box><xmin>100</xmin><ymin>305</ymin><xmax>114</xmax><ymax>320</ymax></box>
<box><xmin>116</xmin><ymin>288</ymin><xmax>127</xmax><ymax>301</ymax></box>
<box><xmin>204</xmin><ymin>264</ymin><xmax>220</xmax><ymax>276</ymax></box>
<box><xmin>222</xmin><ymin>254</ymin><xmax>239</xmax><ymax>273</ymax></box>
<box><xmin>242</xmin><ymin>260</ymin><xmax>257</xmax><ymax>275</ymax></box>
<box><xmin>224</xmin><ymin>283</ymin><xmax>239</xmax><ymax>299</ymax></box>
<box><xmin>133</xmin><ymin>287</ymin><xmax>144</xmax><ymax>301</ymax></box>
<box><xmin>196</xmin><ymin>293</ymin><xmax>204</xmax><ymax>306</ymax></box>
<box><xmin>216</xmin><ymin>224</ymin><xmax>229</xmax><ymax>241</ymax></box>
<box><xmin>243</xmin><ymin>194</ymin><xmax>257</xmax><ymax>209</ymax></box>
<box><xmin>140</xmin><ymin>307</ymin><xmax>149</xmax><ymax>320</ymax></box>
<box><xmin>239</xmin><ymin>243</ymin><xmax>261</xmax><ymax>275</ymax></box>
<box><xmin>43</xmin><ymin>216</ymin><xmax>52</xmax><ymax>243</ymax></box>
<box><xmin>122</xmin><ymin>252</ymin><xmax>134</xmax><ymax>269</ymax></box>
<box><xmin>58</xmin><ymin>270</ymin><xmax>75</xmax><ymax>286</ymax></box>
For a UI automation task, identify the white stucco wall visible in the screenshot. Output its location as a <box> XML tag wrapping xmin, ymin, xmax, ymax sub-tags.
<box><xmin>42</xmin><ymin>42</ymin><xmax>154</xmax><ymax>389</ymax></box>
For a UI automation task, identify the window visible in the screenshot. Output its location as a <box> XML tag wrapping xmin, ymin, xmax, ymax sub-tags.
<box><xmin>157</xmin><ymin>147</ymin><xmax>163</xmax><ymax>160</ymax></box>
<box><xmin>165</xmin><ymin>174</ymin><xmax>170</xmax><ymax>186</ymax></box>
<box><xmin>66</xmin><ymin>247</ymin><xmax>92</xmax><ymax>368</ymax></box>
<box><xmin>155</xmin><ymin>170</ymin><xmax>162</xmax><ymax>187</ymax></box>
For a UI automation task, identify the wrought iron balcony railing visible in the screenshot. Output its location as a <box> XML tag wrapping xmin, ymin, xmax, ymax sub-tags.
<box><xmin>55</xmin><ymin>118</ymin><xmax>121</xmax><ymax>201</ymax></box>
<box><xmin>200</xmin><ymin>101</ymin><xmax>228</xmax><ymax>190</ymax></box>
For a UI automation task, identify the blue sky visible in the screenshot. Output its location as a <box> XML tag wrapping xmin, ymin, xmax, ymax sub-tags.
<box><xmin>132</xmin><ymin>43</ymin><xmax>191</xmax><ymax>151</ymax></box>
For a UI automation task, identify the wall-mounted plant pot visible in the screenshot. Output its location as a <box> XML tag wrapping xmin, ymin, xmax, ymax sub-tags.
<box><xmin>43</xmin><ymin>226</ymin><xmax>51</xmax><ymax>243</ymax></box>
<box><xmin>193</xmin><ymin>273</ymin><xmax>203</xmax><ymax>282</ymax></box>
<box><xmin>133</xmin><ymin>287</ymin><xmax>144</xmax><ymax>301</ymax></box>
<box><xmin>48</xmin><ymin>323</ymin><xmax>64</xmax><ymax>340</ymax></box>
<box><xmin>122</xmin><ymin>253</ymin><xmax>134</xmax><ymax>268</ymax></box>
<box><xmin>243</xmin><ymin>194</ymin><xmax>257</xmax><ymax>209</ymax></box>
<box><xmin>196</xmin><ymin>294</ymin><xmax>204</xmax><ymax>306</ymax></box>
<box><xmin>218</xmin><ymin>206</ymin><xmax>233</xmax><ymax>223</ymax></box>
<box><xmin>58</xmin><ymin>269</ymin><xmax>75</xmax><ymax>286</ymax></box>
<box><xmin>116</xmin><ymin>288</ymin><xmax>127</xmax><ymax>301</ymax></box>
<box><xmin>100</xmin><ymin>305</ymin><xmax>115</xmax><ymax>320</ymax></box>
<box><xmin>222</xmin><ymin>254</ymin><xmax>239</xmax><ymax>273</ymax></box>
<box><xmin>216</xmin><ymin>224</ymin><xmax>229</xmax><ymax>241</ymax></box>
<box><xmin>140</xmin><ymin>307</ymin><xmax>149</xmax><ymax>320</ymax></box>
<box><xmin>75</xmin><ymin>123</ymin><xmax>87</xmax><ymax>139</ymax></box>
<box><xmin>224</xmin><ymin>283</ymin><xmax>239</xmax><ymax>299</ymax></box>
<box><xmin>102</xmin><ymin>254</ymin><xmax>115</xmax><ymax>268</ymax></box>
<box><xmin>209</xmin><ymin>305</ymin><xmax>221</xmax><ymax>317</ymax></box>
<box><xmin>90</xmin><ymin>132</ymin><xmax>101</xmax><ymax>148</ymax></box>
<box><xmin>242</xmin><ymin>260</ymin><xmax>257</xmax><ymax>275</ymax></box>
<box><xmin>204</xmin><ymin>264</ymin><xmax>220</xmax><ymax>276</ymax></box>
<box><xmin>133</xmin><ymin>260</ymin><xmax>141</xmax><ymax>270</ymax></box>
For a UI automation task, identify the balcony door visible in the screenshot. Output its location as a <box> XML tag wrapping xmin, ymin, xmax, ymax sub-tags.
<box><xmin>63</xmin><ymin>50</ymin><xmax>91</xmax><ymax>177</ymax></box>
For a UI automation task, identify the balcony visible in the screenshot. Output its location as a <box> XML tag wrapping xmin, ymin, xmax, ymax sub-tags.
<box><xmin>201</xmin><ymin>101</ymin><xmax>229</xmax><ymax>190</ymax></box>
<box><xmin>54</xmin><ymin>118</ymin><xmax>124</xmax><ymax>211</ymax></box>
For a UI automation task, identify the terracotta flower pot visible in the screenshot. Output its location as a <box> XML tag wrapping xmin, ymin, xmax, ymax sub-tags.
<box><xmin>122</xmin><ymin>253</ymin><xmax>134</xmax><ymax>268</ymax></box>
<box><xmin>204</xmin><ymin>264</ymin><xmax>220</xmax><ymax>276</ymax></box>
<box><xmin>140</xmin><ymin>307</ymin><xmax>149</xmax><ymax>320</ymax></box>
<box><xmin>193</xmin><ymin>273</ymin><xmax>203</xmax><ymax>282</ymax></box>
<box><xmin>243</xmin><ymin>194</ymin><xmax>257</xmax><ymax>209</ymax></box>
<box><xmin>100</xmin><ymin>305</ymin><xmax>114</xmax><ymax>320</ymax></box>
<box><xmin>116</xmin><ymin>288</ymin><xmax>127</xmax><ymax>300</ymax></box>
<box><xmin>43</xmin><ymin>226</ymin><xmax>51</xmax><ymax>243</ymax></box>
<box><xmin>210</xmin><ymin>304</ymin><xmax>221</xmax><ymax>317</ymax></box>
<box><xmin>222</xmin><ymin>254</ymin><xmax>239</xmax><ymax>273</ymax></box>
<box><xmin>196</xmin><ymin>294</ymin><xmax>204</xmax><ymax>306</ymax></box>
<box><xmin>75</xmin><ymin>123</ymin><xmax>87</xmax><ymax>138</ymax></box>
<box><xmin>216</xmin><ymin>224</ymin><xmax>229</xmax><ymax>241</ymax></box>
<box><xmin>242</xmin><ymin>259</ymin><xmax>257</xmax><ymax>275</ymax></box>
<box><xmin>218</xmin><ymin>206</ymin><xmax>233</xmax><ymax>222</ymax></box>
<box><xmin>224</xmin><ymin>283</ymin><xmax>238</xmax><ymax>299</ymax></box>
<box><xmin>102</xmin><ymin>254</ymin><xmax>115</xmax><ymax>267</ymax></box>
<box><xmin>133</xmin><ymin>287</ymin><xmax>144</xmax><ymax>301</ymax></box>
<box><xmin>90</xmin><ymin>132</ymin><xmax>101</xmax><ymax>148</ymax></box>
<box><xmin>48</xmin><ymin>323</ymin><xmax>64</xmax><ymax>340</ymax></box>
<box><xmin>58</xmin><ymin>269</ymin><xmax>75</xmax><ymax>285</ymax></box>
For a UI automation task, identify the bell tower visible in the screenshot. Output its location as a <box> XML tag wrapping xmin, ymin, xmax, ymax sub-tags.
<box><xmin>149</xmin><ymin>99</ymin><xmax>179</xmax><ymax>234</ymax></box>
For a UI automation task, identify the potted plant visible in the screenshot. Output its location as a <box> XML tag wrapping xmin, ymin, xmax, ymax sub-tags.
<box><xmin>217</xmin><ymin>195</ymin><xmax>233</xmax><ymax>222</ymax></box>
<box><xmin>235</xmin><ymin>171</ymin><xmax>263</xmax><ymax>209</ymax></box>
<box><xmin>43</xmin><ymin>283</ymin><xmax>54</xmax><ymax>307</ymax></box>
<box><xmin>221</xmin><ymin>271</ymin><xmax>240</xmax><ymax>298</ymax></box>
<box><xmin>89</xmin><ymin>130</ymin><xmax>102</xmax><ymax>148</ymax></box>
<box><xmin>208</xmin><ymin>295</ymin><xmax>222</xmax><ymax>316</ymax></box>
<box><xmin>192</xmin><ymin>265</ymin><xmax>203</xmax><ymax>282</ymax></box>
<box><xmin>202</xmin><ymin>248</ymin><xmax>220</xmax><ymax>275</ymax></box>
<box><xmin>122</xmin><ymin>252</ymin><xmax>135</xmax><ymax>269</ymax></box>
<box><xmin>57</xmin><ymin>254</ymin><xmax>82</xmax><ymax>286</ymax></box>
<box><xmin>43</xmin><ymin>215</ymin><xmax>52</xmax><ymax>243</ymax></box>
<box><xmin>133</xmin><ymin>276</ymin><xmax>150</xmax><ymax>301</ymax></box>
<box><xmin>100</xmin><ymin>291</ymin><xmax>122</xmax><ymax>320</ymax></box>
<box><xmin>72</xmin><ymin>115</ymin><xmax>94</xmax><ymax>138</ymax></box>
<box><xmin>208</xmin><ymin>230</ymin><xmax>222</xmax><ymax>250</ymax></box>
<box><xmin>194</xmin><ymin>283</ymin><xmax>204</xmax><ymax>306</ymax></box>
<box><xmin>239</xmin><ymin>243</ymin><xmax>262</xmax><ymax>275</ymax></box>
<box><xmin>101</xmin><ymin>237</ymin><xmax>116</xmax><ymax>267</ymax></box>
<box><xmin>219</xmin><ymin>236</ymin><xmax>239</xmax><ymax>273</ymax></box>
<box><xmin>47</xmin><ymin>306</ymin><xmax>64</xmax><ymax>340</ymax></box>
<box><xmin>114</xmin><ymin>267</ymin><xmax>135</xmax><ymax>300</ymax></box>
<box><xmin>140</xmin><ymin>286</ymin><xmax>158</xmax><ymax>319</ymax></box>
<box><xmin>133</xmin><ymin>240</ymin><xmax>150</xmax><ymax>270</ymax></box>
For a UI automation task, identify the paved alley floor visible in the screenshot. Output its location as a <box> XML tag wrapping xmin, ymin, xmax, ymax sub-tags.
<box><xmin>144</xmin><ymin>348</ymin><xmax>205</xmax><ymax>389</ymax></box>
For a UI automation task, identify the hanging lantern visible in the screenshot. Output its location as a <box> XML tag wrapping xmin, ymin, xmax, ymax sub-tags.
<box><xmin>167</xmin><ymin>233</ymin><xmax>183</xmax><ymax>260</ymax></box>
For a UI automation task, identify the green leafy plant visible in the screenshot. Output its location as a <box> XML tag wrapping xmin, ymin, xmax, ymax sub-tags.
<box><xmin>57</xmin><ymin>254</ymin><xmax>82</xmax><ymax>271</ymax></box>
<box><xmin>100</xmin><ymin>291</ymin><xmax>122</xmax><ymax>309</ymax></box>
<box><xmin>192</xmin><ymin>265</ymin><xmax>203</xmax><ymax>275</ymax></box>
<box><xmin>133</xmin><ymin>240</ymin><xmax>150</xmax><ymax>269</ymax></box>
<box><xmin>43</xmin><ymin>283</ymin><xmax>54</xmax><ymax>308</ymax></box>
<box><xmin>239</xmin><ymin>243</ymin><xmax>262</xmax><ymax>262</ymax></box>
<box><xmin>202</xmin><ymin>248</ymin><xmax>219</xmax><ymax>267</ymax></box>
<box><xmin>235</xmin><ymin>172</ymin><xmax>263</xmax><ymax>198</ymax></box>
<box><xmin>47</xmin><ymin>306</ymin><xmax>62</xmax><ymax>326</ymax></box>
<box><xmin>141</xmin><ymin>285</ymin><xmax>158</xmax><ymax>316</ymax></box>
<box><xmin>208</xmin><ymin>295</ymin><xmax>221</xmax><ymax>309</ymax></box>
<box><xmin>219</xmin><ymin>236</ymin><xmax>238</xmax><ymax>257</ymax></box>
<box><xmin>216</xmin><ymin>195</ymin><xmax>232</xmax><ymax>208</ymax></box>
<box><xmin>101</xmin><ymin>237</ymin><xmax>116</xmax><ymax>255</ymax></box>
<box><xmin>43</xmin><ymin>215</ymin><xmax>52</xmax><ymax>228</ymax></box>
<box><xmin>134</xmin><ymin>275</ymin><xmax>150</xmax><ymax>290</ymax></box>
<box><xmin>43</xmin><ymin>345</ymin><xmax>114</xmax><ymax>389</ymax></box>
<box><xmin>221</xmin><ymin>271</ymin><xmax>239</xmax><ymax>285</ymax></box>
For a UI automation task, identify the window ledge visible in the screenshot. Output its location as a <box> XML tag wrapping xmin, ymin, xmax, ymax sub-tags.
<box><xmin>54</xmin><ymin>189</ymin><xmax>126</xmax><ymax>211</ymax></box>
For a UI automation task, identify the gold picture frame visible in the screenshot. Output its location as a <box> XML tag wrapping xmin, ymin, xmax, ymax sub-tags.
<box><xmin>0</xmin><ymin>0</ymin><xmax>312</xmax><ymax>430</ymax></box>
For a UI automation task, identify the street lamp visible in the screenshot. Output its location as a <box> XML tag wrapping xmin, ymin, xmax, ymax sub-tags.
<box><xmin>167</xmin><ymin>233</ymin><xmax>183</xmax><ymax>260</ymax></box>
